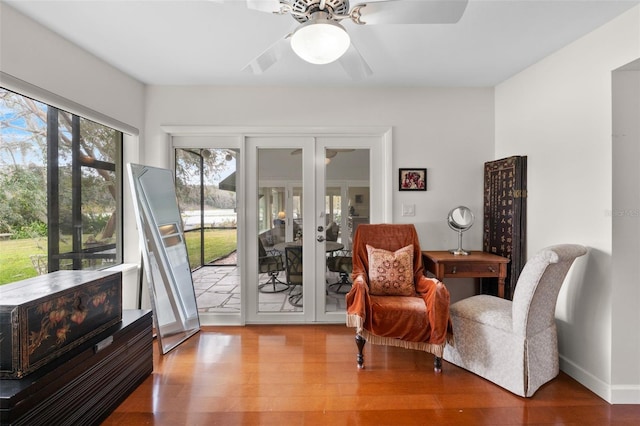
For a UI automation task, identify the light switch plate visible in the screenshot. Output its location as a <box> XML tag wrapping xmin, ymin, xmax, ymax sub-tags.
<box><xmin>402</xmin><ymin>204</ymin><xmax>415</xmax><ymax>216</ymax></box>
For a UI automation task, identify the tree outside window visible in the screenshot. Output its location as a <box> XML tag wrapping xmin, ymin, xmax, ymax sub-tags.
<box><xmin>0</xmin><ymin>88</ymin><xmax>123</xmax><ymax>284</ymax></box>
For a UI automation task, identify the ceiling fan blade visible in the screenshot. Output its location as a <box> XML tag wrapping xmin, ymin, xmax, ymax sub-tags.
<box><xmin>353</xmin><ymin>0</ymin><xmax>469</xmax><ymax>25</ymax></box>
<box><xmin>209</xmin><ymin>0</ymin><xmax>283</xmax><ymax>13</ymax></box>
<box><xmin>242</xmin><ymin>35</ymin><xmax>290</xmax><ymax>74</ymax></box>
<box><xmin>245</xmin><ymin>0</ymin><xmax>283</xmax><ymax>13</ymax></box>
<box><xmin>338</xmin><ymin>43</ymin><xmax>373</xmax><ymax>81</ymax></box>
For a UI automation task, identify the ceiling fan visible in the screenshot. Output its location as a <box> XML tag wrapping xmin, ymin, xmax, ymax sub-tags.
<box><xmin>225</xmin><ymin>0</ymin><xmax>469</xmax><ymax>79</ymax></box>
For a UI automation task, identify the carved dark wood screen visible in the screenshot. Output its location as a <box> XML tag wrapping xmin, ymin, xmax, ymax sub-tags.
<box><xmin>482</xmin><ymin>156</ymin><xmax>527</xmax><ymax>300</ymax></box>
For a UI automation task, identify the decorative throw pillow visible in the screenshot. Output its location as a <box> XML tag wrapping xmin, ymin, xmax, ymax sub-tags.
<box><xmin>366</xmin><ymin>244</ymin><xmax>414</xmax><ymax>296</ymax></box>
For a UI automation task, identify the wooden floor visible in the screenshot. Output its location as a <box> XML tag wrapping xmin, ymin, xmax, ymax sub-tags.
<box><xmin>104</xmin><ymin>324</ymin><xmax>640</xmax><ymax>425</ymax></box>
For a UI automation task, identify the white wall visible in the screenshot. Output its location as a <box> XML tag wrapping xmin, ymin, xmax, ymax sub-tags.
<box><xmin>495</xmin><ymin>6</ymin><xmax>640</xmax><ymax>403</ymax></box>
<box><xmin>145</xmin><ymin>86</ymin><xmax>494</xmax><ymax>301</ymax></box>
<box><xmin>612</xmin><ymin>62</ymin><xmax>640</xmax><ymax>403</ymax></box>
<box><xmin>0</xmin><ymin>3</ymin><xmax>146</xmax><ymax>308</ymax></box>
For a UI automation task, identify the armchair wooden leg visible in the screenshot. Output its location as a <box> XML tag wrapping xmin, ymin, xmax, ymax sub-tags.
<box><xmin>434</xmin><ymin>356</ymin><xmax>442</xmax><ymax>373</ymax></box>
<box><xmin>356</xmin><ymin>334</ymin><xmax>366</xmax><ymax>369</ymax></box>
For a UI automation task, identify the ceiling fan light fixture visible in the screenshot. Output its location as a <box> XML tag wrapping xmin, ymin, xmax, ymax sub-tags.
<box><xmin>290</xmin><ymin>18</ymin><xmax>350</xmax><ymax>65</ymax></box>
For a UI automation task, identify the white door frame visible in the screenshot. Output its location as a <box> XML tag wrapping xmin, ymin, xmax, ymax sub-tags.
<box><xmin>168</xmin><ymin>133</ymin><xmax>244</xmax><ymax>326</ymax></box>
<box><xmin>315</xmin><ymin>136</ymin><xmax>389</xmax><ymax>322</ymax></box>
<box><xmin>246</xmin><ymin>136</ymin><xmax>315</xmax><ymax>324</ymax></box>
<box><xmin>162</xmin><ymin>126</ymin><xmax>392</xmax><ymax>325</ymax></box>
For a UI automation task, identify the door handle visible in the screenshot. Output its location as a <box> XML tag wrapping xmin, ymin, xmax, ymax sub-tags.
<box><xmin>317</xmin><ymin>235</ymin><xmax>325</xmax><ymax>242</ymax></box>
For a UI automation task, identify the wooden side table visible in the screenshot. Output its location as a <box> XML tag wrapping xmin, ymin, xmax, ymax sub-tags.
<box><xmin>422</xmin><ymin>251</ymin><xmax>511</xmax><ymax>298</ymax></box>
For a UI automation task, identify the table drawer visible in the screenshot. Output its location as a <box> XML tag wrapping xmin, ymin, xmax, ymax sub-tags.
<box><xmin>445</xmin><ymin>263</ymin><xmax>501</xmax><ymax>275</ymax></box>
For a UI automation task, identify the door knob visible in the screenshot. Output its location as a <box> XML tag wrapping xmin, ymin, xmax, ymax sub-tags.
<box><xmin>317</xmin><ymin>235</ymin><xmax>325</xmax><ymax>242</ymax></box>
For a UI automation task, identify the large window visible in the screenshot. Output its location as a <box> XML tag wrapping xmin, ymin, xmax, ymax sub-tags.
<box><xmin>0</xmin><ymin>88</ymin><xmax>123</xmax><ymax>284</ymax></box>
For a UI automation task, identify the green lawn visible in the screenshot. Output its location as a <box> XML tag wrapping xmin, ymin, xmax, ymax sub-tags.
<box><xmin>0</xmin><ymin>228</ymin><xmax>237</xmax><ymax>285</ymax></box>
<box><xmin>0</xmin><ymin>237</ymin><xmax>47</xmax><ymax>284</ymax></box>
<box><xmin>184</xmin><ymin>228</ymin><xmax>237</xmax><ymax>269</ymax></box>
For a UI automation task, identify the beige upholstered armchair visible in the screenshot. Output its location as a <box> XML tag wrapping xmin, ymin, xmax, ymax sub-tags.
<box><xmin>346</xmin><ymin>224</ymin><xmax>453</xmax><ymax>372</ymax></box>
<box><xmin>443</xmin><ymin>244</ymin><xmax>587</xmax><ymax>397</ymax></box>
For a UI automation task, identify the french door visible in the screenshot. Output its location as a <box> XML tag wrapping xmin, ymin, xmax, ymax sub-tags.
<box><xmin>167</xmin><ymin>126</ymin><xmax>391</xmax><ymax>325</ymax></box>
<box><xmin>246</xmin><ymin>134</ymin><xmax>389</xmax><ymax>324</ymax></box>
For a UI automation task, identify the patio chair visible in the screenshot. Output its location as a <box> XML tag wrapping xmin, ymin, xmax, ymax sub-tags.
<box><xmin>258</xmin><ymin>238</ymin><xmax>287</xmax><ymax>293</ymax></box>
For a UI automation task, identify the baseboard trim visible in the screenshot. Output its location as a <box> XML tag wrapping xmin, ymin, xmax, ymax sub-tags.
<box><xmin>199</xmin><ymin>312</ymin><xmax>243</xmax><ymax>326</ymax></box>
<box><xmin>560</xmin><ymin>355</ymin><xmax>611</xmax><ymax>402</ymax></box>
<box><xmin>560</xmin><ymin>355</ymin><xmax>640</xmax><ymax>404</ymax></box>
<box><xmin>611</xmin><ymin>385</ymin><xmax>640</xmax><ymax>404</ymax></box>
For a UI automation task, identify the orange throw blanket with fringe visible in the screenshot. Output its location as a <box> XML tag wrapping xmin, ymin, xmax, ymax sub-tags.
<box><xmin>345</xmin><ymin>224</ymin><xmax>453</xmax><ymax>357</ymax></box>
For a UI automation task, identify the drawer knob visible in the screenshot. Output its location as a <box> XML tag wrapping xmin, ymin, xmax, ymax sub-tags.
<box><xmin>451</xmin><ymin>266</ymin><xmax>457</xmax><ymax>274</ymax></box>
<box><xmin>488</xmin><ymin>266</ymin><xmax>495</xmax><ymax>273</ymax></box>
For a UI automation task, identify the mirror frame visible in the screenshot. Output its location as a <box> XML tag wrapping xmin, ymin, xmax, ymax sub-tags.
<box><xmin>127</xmin><ymin>163</ymin><xmax>200</xmax><ymax>354</ymax></box>
<box><xmin>447</xmin><ymin>206</ymin><xmax>474</xmax><ymax>255</ymax></box>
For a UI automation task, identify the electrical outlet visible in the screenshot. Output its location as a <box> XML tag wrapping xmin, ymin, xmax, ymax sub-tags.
<box><xmin>402</xmin><ymin>204</ymin><xmax>415</xmax><ymax>217</ymax></box>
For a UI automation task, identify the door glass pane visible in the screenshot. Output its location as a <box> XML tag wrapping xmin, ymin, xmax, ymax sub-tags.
<box><xmin>257</xmin><ymin>148</ymin><xmax>302</xmax><ymax>312</ymax></box>
<box><xmin>175</xmin><ymin>148</ymin><xmax>239</xmax><ymax>315</ymax></box>
<box><xmin>175</xmin><ymin>149</ymin><xmax>203</xmax><ymax>268</ymax></box>
<box><xmin>175</xmin><ymin>148</ymin><xmax>238</xmax><ymax>269</ymax></box>
<box><xmin>325</xmin><ymin>187</ymin><xmax>342</xmax><ymax>242</ymax></box>
<box><xmin>292</xmin><ymin>186</ymin><xmax>303</xmax><ymax>241</ymax></box>
<box><xmin>325</xmin><ymin>149</ymin><xmax>369</xmax><ymax>313</ymax></box>
<box><xmin>348</xmin><ymin>186</ymin><xmax>370</xmax><ymax>247</ymax></box>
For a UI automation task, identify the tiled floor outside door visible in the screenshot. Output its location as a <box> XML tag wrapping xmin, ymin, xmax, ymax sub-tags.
<box><xmin>192</xmin><ymin>266</ymin><xmax>347</xmax><ymax>314</ymax></box>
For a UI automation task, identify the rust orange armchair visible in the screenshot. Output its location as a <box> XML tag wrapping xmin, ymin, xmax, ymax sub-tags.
<box><xmin>346</xmin><ymin>224</ymin><xmax>453</xmax><ymax>371</ymax></box>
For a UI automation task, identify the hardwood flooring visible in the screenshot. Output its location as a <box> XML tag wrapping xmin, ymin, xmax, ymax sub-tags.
<box><xmin>104</xmin><ymin>324</ymin><xmax>640</xmax><ymax>425</ymax></box>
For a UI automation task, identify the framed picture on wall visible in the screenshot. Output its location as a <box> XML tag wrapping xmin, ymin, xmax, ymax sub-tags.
<box><xmin>399</xmin><ymin>168</ymin><xmax>427</xmax><ymax>191</ymax></box>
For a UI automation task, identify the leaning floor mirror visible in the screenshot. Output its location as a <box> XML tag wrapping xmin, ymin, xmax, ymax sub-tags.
<box><xmin>127</xmin><ymin>163</ymin><xmax>200</xmax><ymax>354</ymax></box>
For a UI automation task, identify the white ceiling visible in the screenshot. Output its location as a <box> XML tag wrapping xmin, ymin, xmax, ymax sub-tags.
<box><xmin>6</xmin><ymin>0</ymin><xmax>640</xmax><ymax>87</ymax></box>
